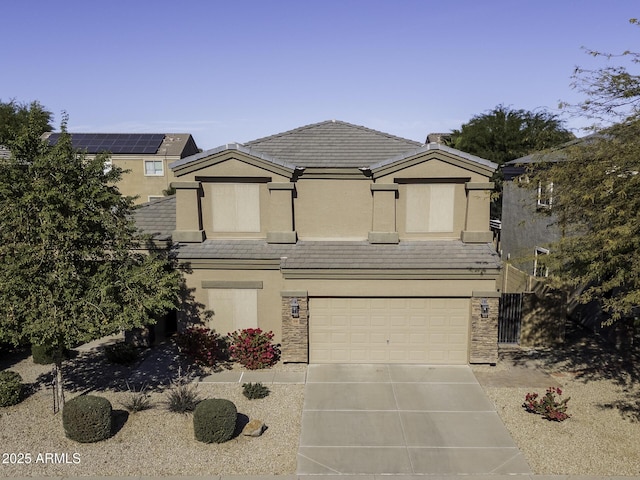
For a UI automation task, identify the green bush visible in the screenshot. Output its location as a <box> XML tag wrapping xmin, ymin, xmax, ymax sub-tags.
<box><xmin>0</xmin><ymin>371</ymin><xmax>23</xmax><ymax>407</ymax></box>
<box><xmin>104</xmin><ymin>342</ymin><xmax>139</xmax><ymax>365</ymax></box>
<box><xmin>242</xmin><ymin>382</ymin><xmax>270</xmax><ymax>400</ymax></box>
<box><xmin>31</xmin><ymin>344</ymin><xmax>67</xmax><ymax>365</ymax></box>
<box><xmin>193</xmin><ymin>398</ymin><xmax>237</xmax><ymax>443</ymax></box>
<box><xmin>63</xmin><ymin>395</ymin><xmax>113</xmax><ymax>443</ymax></box>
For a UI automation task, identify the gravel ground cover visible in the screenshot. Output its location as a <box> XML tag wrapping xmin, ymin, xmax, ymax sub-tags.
<box><xmin>473</xmin><ymin>324</ymin><xmax>640</xmax><ymax>476</ymax></box>
<box><xmin>0</xmin><ymin>341</ymin><xmax>304</xmax><ymax>477</ymax></box>
<box><xmin>2</xmin><ymin>324</ymin><xmax>639</xmax><ymax>477</ymax></box>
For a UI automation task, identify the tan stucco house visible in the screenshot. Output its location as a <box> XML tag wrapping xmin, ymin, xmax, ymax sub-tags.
<box><xmin>44</xmin><ymin>132</ymin><xmax>199</xmax><ymax>203</ymax></box>
<box><xmin>136</xmin><ymin>120</ymin><xmax>501</xmax><ymax>364</ymax></box>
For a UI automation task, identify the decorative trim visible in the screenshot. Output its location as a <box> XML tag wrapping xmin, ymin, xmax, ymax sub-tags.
<box><xmin>172</xmin><ymin>230</ymin><xmax>205</xmax><ymax>242</ymax></box>
<box><xmin>170</xmin><ymin>181</ymin><xmax>201</xmax><ymax>189</ymax></box>
<box><xmin>465</xmin><ymin>182</ymin><xmax>495</xmax><ymax>190</ymax></box>
<box><xmin>461</xmin><ymin>231</ymin><xmax>493</xmax><ymax>243</ymax></box>
<box><xmin>267</xmin><ymin>182</ymin><xmax>295</xmax><ymax>190</ymax></box>
<box><xmin>370</xmin><ymin>183</ymin><xmax>399</xmax><ymax>191</ymax></box>
<box><xmin>267</xmin><ymin>231</ymin><xmax>297</xmax><ymax>244</ymax></box>
<box><xmin>472</xmin><ymin>290</ymin><xmax>501</xmax><ymax>298</ymax></box>
<box><xmin>281</xmin><ymin>290</ymin><xmax>308</xmax><ymax>297</ymax></box>
<box><xmin>201</xmin><ymin>280</ymin><xmax>263</xmax><ymax>289</ymax></box>
<box><xmin>195</xmin><ymin>176</ymin><xmax>271</xmax><ymax>183</ymax></box>
<box><xmin>368</xmin><ymin>231</ymin><xmax>399</xmax><ymax>244</ymax></box>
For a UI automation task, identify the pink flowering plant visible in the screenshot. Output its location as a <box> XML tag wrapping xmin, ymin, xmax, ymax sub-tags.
<box><xmin>176</xmin><ymin>326</ymin><xmax>227</xmax><ymax>367</ymax></box>
<box><xmin>227</xmin><ymin>328</ymin><xmax>280</xmax><ymax>370</ymax></box>
<box><xmin>523</xmin><ymin>386</ymin><xmax>571</xmax><ymax>422</ymax></box>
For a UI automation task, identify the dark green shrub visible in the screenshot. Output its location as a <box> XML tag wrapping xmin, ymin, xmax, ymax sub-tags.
<box><xmin>104</xmin><ymin>342</ymin><xmax>139</xmax><ymax>365</ymax></box>
<box><xmin>193</xmin><ymin>398</ymin><xmax>237</xmax><ymax>443</ymax></box>
<box><xmin>63</xmin><ymin>395</ymin><xmax>113</xmax><ymax>443</ymax></box>
<box><xmin>0</xmin><ymin>371</ymin><xmax>23</xmax><ymax>407</ymax></box>
<box><xmin>31</xmin><ymin>344</ymin><xmax>67</xmax><ymax>365</ymax></box>
<box><xmin>242</xmin><ymin>382</ymin><xmax>270</xmax><ymax>400</ymax></box>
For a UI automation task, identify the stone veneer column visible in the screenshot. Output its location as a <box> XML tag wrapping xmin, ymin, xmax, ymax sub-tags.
<box><xmin>171</xmin><ymin>181</ymin><xmax>205</xmax><ymax>243</ymax></box>
<box><xmin>281</xmin><ymin>291</ymin><xmax>308</xmax><ymax>363</ymax></box>
<box><xmin>462</xmin><ymin>182</ymin><xmax>494</xmax><ymax>243</ymax></box>
<box><xmin>469</xmin><ymin>291</ymin><xmax>500</xmax><ymax>364</ymax></box>
<box><xmin>368</xmin><ymin>183</ymin><xmax>399</xmax><ymax>244</ymax></box>
<box><xmin>267</xmin><ymin>183</ymin><xmax>297</xmax><ymax>244</ymax></box>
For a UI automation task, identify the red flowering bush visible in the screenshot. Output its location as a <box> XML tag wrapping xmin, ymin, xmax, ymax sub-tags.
<box><xmin>523</xmin><ymin>387</ymin><xmax>571</xmax><ymax>422</ymax></box>
<box><xmin>227</xmin><ymin>328</ymin><xmax>280</xmax><ymax>370</ymax></box>
<box><xmin>176</xmin><ymin>326</ymin><xmax>227</xmax><ymax>367</ymax></box>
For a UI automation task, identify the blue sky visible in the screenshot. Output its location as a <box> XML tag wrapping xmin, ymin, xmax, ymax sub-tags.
<box><xmin>2</xmin><ymin>0</ymin><xmax>638</xmax><ymax>150</ymax></box>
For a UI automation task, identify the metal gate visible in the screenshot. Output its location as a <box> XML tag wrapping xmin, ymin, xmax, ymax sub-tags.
<box><xmin>498</xmin><ymin>293</ymin><xmax>523</xmax><ymax>343</ymax></box>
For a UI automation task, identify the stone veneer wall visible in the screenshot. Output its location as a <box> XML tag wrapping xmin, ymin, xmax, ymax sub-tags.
<box><xmin>469</xmin><ymin>293</ymin><xmax>499</xmax><ymax>364</ymax></box>
<box><xmin>281</xmin><ymin>292</ymin><xmax>309</xmax><ymax>363</ymax></box>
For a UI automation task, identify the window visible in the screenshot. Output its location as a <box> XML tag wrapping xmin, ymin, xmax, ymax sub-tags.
<box><xmin>147</xmin><ymin>195</ymin><xmax>163</xmax><ymax>202</ymax></box>
<box><xmin>144</xmin><ymin>159</ymin><xmax>164</xmax><ymax>176</ymax></box>
<box><xmin>533</xmin><ymin>247</ymin><xmax>550</xmax><ymax>277</ymax></box>
<box><xmin>207</xmin><ymin>289</ymin><xmax>258</xmax><ymax>334</ymax></box>
<box><xmin>211</xmin><ymin>183</ymin><xmax>261</xmax><ymax>232</ymax></box>
<box><xmin>405</xmin><ymin>184</ymin><xmax>455</xmax><ymax>233</ymax></box>
<box><xmin>103</xmin><ymin>158</ymin><xmax>112</xmax><ymax>174</ymax></box>
<box><xmin>537</xmin><ymin>181</ymin><xmax>553</xmax><ymax>209</ymax></box>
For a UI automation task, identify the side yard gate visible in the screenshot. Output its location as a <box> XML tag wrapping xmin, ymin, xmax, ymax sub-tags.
<box><xmin>498</xmin><ymin>293</ymin><xmax>523</xmax><ymax>343</ymax></box>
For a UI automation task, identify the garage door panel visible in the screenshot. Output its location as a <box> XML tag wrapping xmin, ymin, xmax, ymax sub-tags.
<box><xmin>310</xmin><ymin>298</ymin><xmax>469</xmax><ymax>364</ymax></box>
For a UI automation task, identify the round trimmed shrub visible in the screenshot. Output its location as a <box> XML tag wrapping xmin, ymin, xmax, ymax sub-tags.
<box><xmin>193</xmin><ymin>398</ymin><xmax>237</xmax><ymax>444</ymax></box>
<box><xmin>63</xmin><ymin>395</ymin><xmax>113</xmax><ymax>443</ymax></box>
<box><xmin>0</xmin><ymin>370</ymin><xmax>23</xmax><ymax>407</ymax></box>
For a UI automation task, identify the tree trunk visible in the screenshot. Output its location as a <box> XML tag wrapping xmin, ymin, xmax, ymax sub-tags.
<box><xmin>53</xmin><ymin>360</ymin><xmax>65</xmax><ymax>413</ymax></box>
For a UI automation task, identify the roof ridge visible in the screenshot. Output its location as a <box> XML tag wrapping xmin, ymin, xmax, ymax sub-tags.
<box><xmin>244</xmin><ymin>119</ymin><xmax>422</xmax><ymax>147</ymax></box>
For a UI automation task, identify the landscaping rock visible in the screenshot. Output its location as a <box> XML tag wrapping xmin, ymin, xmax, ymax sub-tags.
<box><xmin>242</xmin><ymin>419</ymin><xmax>265</xmax><ymax>437</ymax></box>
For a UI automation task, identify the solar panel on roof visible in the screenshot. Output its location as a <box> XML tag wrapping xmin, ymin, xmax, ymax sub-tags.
<box><xmin>47</xmin><ymin>133</ymin><xmax>165</xmax><ymax>154</ymax></box>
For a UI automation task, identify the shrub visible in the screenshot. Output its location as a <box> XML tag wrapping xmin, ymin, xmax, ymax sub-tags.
<box><xmin>193</xmin><ymin>398</ymin><xmax>237</xmax><ymax>443</ymax></box>
<box><xmin>63</xmin><ymin>395</ymin><xmax>113</xmax><ymax>443</ymax></box>
<box><xmin>165</xmin><ymin>378</ymin><xmax>201</xmax><ymax>414</ymax></box>
<box><xmin>31</xmin><ymin>344</ymin><xmax>67</xmax><ymax>365</ymax></box>
<box><xmin>0</xmin><ymin>371</ymin><xmax>23</xmax><ymax>407</ymax></box>
<box><xmin>242</xmin><ymin>382</ymin><xmax>270</xmax><ymax>400</ymax></box>
<box><xmin>176</xmin><ymin>326</ymin><xmax>227</xmax><ymax>367</ymax></box>
<box><xmin>104</xmin><ymin>342</ymin><xmax>139</xmax><ymax>365</ymax></box>
<box><xmin>523</xmin><ymin>387</ymin><xmax>571</xmax><ymax>422</ymax></box>
<box><xmin>227</xmin><ymin>328</ymin><xmax>280</xmax><ymax>370</ymax></box>
<box><xmin>120</xmin><ymin>382</ymin><xmax>152</xmax><ymax>413</ymax></box>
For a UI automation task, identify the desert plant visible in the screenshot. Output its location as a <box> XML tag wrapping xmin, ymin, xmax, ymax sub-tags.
<box><xmin>176</xmin><ymin>326</ymin><xmax>228</xmax><ymax>367</ymax></box>
<box><xmin>165</xmin><ymin>376</ymin><xmax>201</xmax><ymax>413</ymax></box>
<box><xmin>523</xmin><ymin>387</ymin><xmax>571</xmax><ymax>422</ymax></box>
<box><xmin>120</xmin><ymin>382</ymin><xmax>152</xmax><ymax>413</ymax></box>
<box><xmin>63</xmin><ymin>395</ymin><xmax>113</xmax><ymax>443</ymax></box>
<box><xmin>242</xmin><ymin>382</ymin><xmax>270</xmax><ymax>400</ymax></box>
<box><xmin>193</xmin><ymin>398</ymin><xmax>237</xmax><ymax>443</ymax></box>
<box><xmin>0</xmin><ymin>370</ymin><xmax>23</xmax><ymax>407</ymax></box>
<box><xmin>104</xmin><ymin>342</ymin><xmax>139</xmax><ymax>365</ymax></box>
<box><xmin>227</xmin><ymin>328</ymin><xmax>280</xmax><ymax>370</ymax></box>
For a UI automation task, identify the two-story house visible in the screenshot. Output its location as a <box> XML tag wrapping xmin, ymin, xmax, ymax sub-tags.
<box><xmin>43</xmin><ymin>132</ymin><xmax>200</xmax><ymax>203</ymax></box>
<box><xmin>137</xmin><ymin>120</ymin><xmax>501</xmax><ymax>364</ymax></box>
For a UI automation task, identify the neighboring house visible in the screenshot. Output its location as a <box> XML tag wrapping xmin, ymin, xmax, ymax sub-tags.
<box><xmin>500</xmin><ymin>154</ymin><xmax>561</xmax><ymax>282</ymax></box>
<box><xmin>43</xmin><ymin>132</ymin><xmax>200</xmax><ymax>203</ymax></box>
<box><xmin>136</xmin><ymin>120</ymin><xmax>501</xmax><ymax>364</ymax></box>
<box><xmin>0</xmin><ymin>145</ymin><xmax>10</xmax><ymax>160</ymax></box>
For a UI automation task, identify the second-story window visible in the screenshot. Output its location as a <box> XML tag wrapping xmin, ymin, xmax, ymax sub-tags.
<box><xmin>405</xmin><ymin>183</ymin><xmax>455</xmax><ymax>233</ymax></box>
<box><xmin>537</xmin><ymin>181</ymin><xmax>553</xmax><ymax>209</ymax></box>
<box><xmin>533</xmin><ymin>247</ymin><xmax>550</xmax><ymax>277</ymax></box>
<box><xmin>211</xmin><ymin>183</ymin><xmax>260</xmax><ymax>232</ymax></box>
<box><xmin>144</xmin><ymin>159</ymin><xmax>164</xmax><ymax>176</ymax></box>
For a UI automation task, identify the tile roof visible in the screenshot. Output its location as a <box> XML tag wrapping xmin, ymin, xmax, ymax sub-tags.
<box><xmin>243</xmin><ymin>120</ymin><xmax>423</xmax><ymax>168</ymax></box>
<box><xmin>174</xmin><ymin>240</ymin><xmax>501</xmax><ymax>271</ymax></box>
<box><xmin>132</xmin><ymin>196</ymin><xmax>176</xmax><ymax>241</ymax></box>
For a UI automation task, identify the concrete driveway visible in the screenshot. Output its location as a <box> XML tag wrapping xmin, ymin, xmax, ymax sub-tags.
<box><xmin>297</xmin><ymin>364</ymin><xmax>532</xmax><ymax>475</ymax></box>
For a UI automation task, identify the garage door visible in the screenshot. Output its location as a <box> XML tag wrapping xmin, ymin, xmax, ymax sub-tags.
<box><xmin>309</xmin><ymin>298</ymin><xmax>469</xmax><ymax>364</ymax></box>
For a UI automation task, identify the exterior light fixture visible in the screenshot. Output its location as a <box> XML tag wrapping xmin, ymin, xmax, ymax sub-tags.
<box><xmin>291</xmin><ymin>297</ymin><xmax>300</xmax><ymax>318</ymax></box>
<box><xmin>481</xmin><ymin>298</ymin><xmax>489</xmax><ymax>318</ymax></box>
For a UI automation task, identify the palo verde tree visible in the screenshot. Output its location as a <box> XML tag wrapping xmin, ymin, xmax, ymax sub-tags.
<box><xmin>0</xmin><ymin>112</ymin><xmax>183</xmax><ymax>406</ymax></box>
<box><xmin>449</xmin><ymin>105</ymin><xmax>574</xmax><ymax>217</ymax></box>
<box><xmin>526</xmin><ymin>19</ymin><xmax>640</xmax><ymax>324</ymax></box>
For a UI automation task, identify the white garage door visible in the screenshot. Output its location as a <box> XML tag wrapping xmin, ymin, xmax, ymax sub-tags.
<box><xmin>309</xmin><ymin>297</ymin><xmax>469</xmax><ymax>364</ymax></box>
